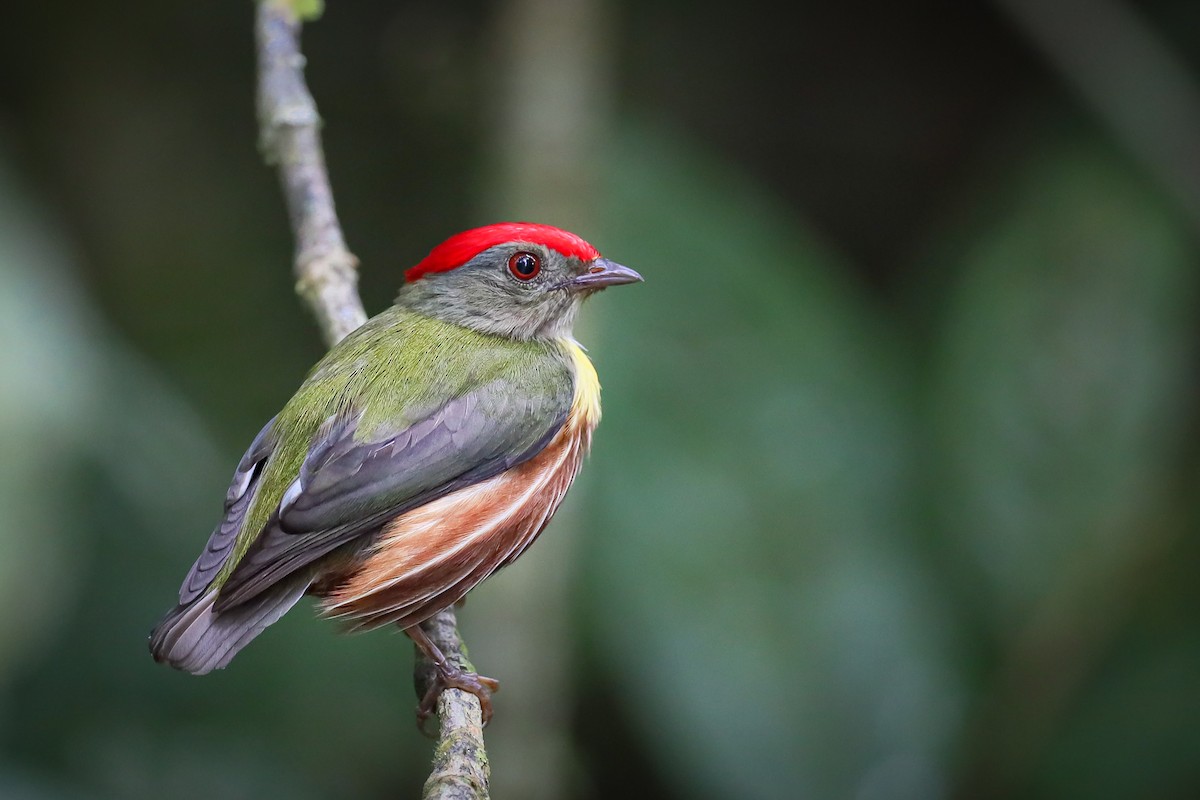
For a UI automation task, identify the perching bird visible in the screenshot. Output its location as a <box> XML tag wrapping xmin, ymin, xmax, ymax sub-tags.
<box><xmin>149</xmin><ymin>222</ymin><xmax>641</xmax><ymax>722</ymax></box>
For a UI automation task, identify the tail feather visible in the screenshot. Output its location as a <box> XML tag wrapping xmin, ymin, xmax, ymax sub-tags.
<box><xmin>149</xmin><ymin>577</ymin><xmax>310</xmax><ymax>675</ymax></box>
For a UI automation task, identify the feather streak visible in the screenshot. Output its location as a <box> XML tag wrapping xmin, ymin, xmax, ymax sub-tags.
<box><xmin>318</xmin><ymin>393</ymin><xmax>592</xmax><ymax>627</ymax></box>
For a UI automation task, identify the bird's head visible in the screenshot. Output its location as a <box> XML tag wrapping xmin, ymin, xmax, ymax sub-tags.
<box><xmin>395</xmin><ymin>222</ymin><xmax>642</xmax><ymax>341</ymax></box>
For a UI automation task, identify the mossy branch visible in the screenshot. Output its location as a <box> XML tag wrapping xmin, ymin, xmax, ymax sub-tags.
<box><xmin>254</xmin><ymin>0</ymin><xmax>364</xmax><ymax>345</ymax></box>
<box><xmin>414</xmin><ymin>608</ymin><xmax>491</xmax><ymax>799</ymax></box>
<box><xmin>252</xmin><ymin>3</ymin><xmax>490</xmax><ymax>796</ymax></box>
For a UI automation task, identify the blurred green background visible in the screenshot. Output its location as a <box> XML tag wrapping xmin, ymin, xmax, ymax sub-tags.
<box><xmin>3</xmin><ymin>1</ymin><xmax>1200</xmax><ymax>798</ymax></box>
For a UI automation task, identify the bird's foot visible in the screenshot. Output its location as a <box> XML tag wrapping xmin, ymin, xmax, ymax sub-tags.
<box><xmin>416</xmin><ymin>662</ymin><xmax>500</xmax><ymax>735</ymax></box>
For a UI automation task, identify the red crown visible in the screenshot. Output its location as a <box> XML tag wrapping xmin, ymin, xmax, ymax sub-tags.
<box><xmin>405</xmin><ymin>222</ymin><xmax>600</xmax><ymax>282</ymax></box>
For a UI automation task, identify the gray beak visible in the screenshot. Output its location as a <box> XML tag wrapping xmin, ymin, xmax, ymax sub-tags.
<box><xmin>571</xmin><ymin>258</ymin><xmax>644</xmax><ymax>290</ymax></box>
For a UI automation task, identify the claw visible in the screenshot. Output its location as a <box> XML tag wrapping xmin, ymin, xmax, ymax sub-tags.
<box><xmin>407</xmin><ymin>621</ymin><xmax>500</xmax><ymax>735</ymax></box>
<box><xmin>416</xmin><ymin>662</ymin><xmax>500</xmax><ymax>734</ymax></box>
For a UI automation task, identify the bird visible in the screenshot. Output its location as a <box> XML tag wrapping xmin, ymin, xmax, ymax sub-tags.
<box><xmin>149</xmin><ymin>222</ymin><xmax>642</xmax><ymax>723</ymax></box>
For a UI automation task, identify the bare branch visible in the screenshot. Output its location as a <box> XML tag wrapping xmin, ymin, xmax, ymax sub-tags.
<box><xmin>252</xmin><ymin>3</ymin><xmax>490</xmax><ymax>796</ymax></box>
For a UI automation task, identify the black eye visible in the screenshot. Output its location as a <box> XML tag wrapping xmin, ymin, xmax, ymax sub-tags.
<box><xmin>507</xmin><ymin>251</ymin><xmax>541</xmax><ymax>280</ymax></box>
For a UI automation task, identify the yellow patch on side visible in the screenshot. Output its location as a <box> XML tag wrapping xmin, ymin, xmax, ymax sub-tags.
<box><xmin>563</xmin><ymin>339</ymin><xmax>602</xmax><ymax>428</ymax></box>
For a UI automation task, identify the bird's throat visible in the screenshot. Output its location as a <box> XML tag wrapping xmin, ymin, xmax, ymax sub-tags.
<box><xmin>562</xmin><ymin>339</ymin><xmax>602</xmax><ymax>430</ymax></box>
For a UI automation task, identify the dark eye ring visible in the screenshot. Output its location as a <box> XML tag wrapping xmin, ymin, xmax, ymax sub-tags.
<box><xmin>507</xmin><ymin>251</ymin><xmax>541</xmax><ymax>280</ymax></box>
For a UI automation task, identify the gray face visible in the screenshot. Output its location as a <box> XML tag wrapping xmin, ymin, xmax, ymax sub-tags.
<box><xmin>396</xmin><ymin>242</ymin><xmax>591</xmax><ymax>340</ymax></box>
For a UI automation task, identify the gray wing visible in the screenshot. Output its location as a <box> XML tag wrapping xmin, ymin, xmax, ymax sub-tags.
<box><xmin>177</xmin><ymin>416</ymin><xmax>277</xmax><ymax>604</ymax></box>
<box><xmin>213</xmin><ymin>378</ymin><xmax>570</xmax><ymax>611</ymax></box>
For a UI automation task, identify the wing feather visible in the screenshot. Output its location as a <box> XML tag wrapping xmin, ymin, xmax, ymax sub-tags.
<box><xmin>213</xmin><ymin>378</ymin><xmax>570</xmax><ymax>612</ymax></box>
<box><xmin>177</xmin><ymin>416</ymin><xmax>276</xmax><ymax>604</ymax></box>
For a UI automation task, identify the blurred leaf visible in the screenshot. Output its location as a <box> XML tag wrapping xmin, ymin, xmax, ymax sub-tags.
<box><xmin>581</xmin><ymin>121</ymin><xmax>961</xmax><ymax>800</ymax></box>
<box><xmin>926</xmin><ymin>133</ymin><xmax>1200</xmax><ymax>796</ymax></box>
<box><xmin>931</xmin><ymin>137</ymin><xmax>1198</xmax><ymax>625</ymax></box>
<box><xmin>0</xmin><ymin>155</ymin><xmax>99</xmax><ymax>689</ymax></box>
